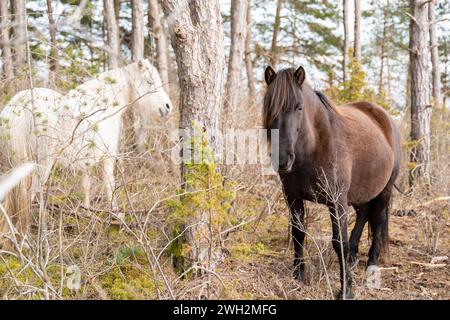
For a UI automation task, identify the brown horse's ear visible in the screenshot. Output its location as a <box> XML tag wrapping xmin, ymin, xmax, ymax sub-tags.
<box><xmin>294</xmin><ymin>66</ymin><xmax>305</xmax><ymax>86</ymax></box>
<box><xmin>265</xmin><ymin>66</ymin><xmax>277</xmax><ymax>85</ymax></box>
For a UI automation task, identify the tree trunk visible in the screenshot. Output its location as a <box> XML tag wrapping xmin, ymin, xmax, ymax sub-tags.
<box><xmin>245</xmin><ymin>0</ymin><xmax>256</xmax><ymax>100</ymax></box>
<box><xmin>114</xmin><ymin>0</ymin><xmax>120</xmax><ymax>25</ymax></box>
<box><xmin>353</xmin><ymin>0</ymin><xmax>361</xmax><ymax>62</ymax></box>
<box><xmin>342</xmin><ymin>0</ymin><xmax>350</xmax><ymax>82</ymax></box>
<box><xmin>131</xmin><ymin>0</ymin><xmax>144</xmax><ymax>62</ymax></box>
<box><xmin>161</xmin><ymin>0</ymin><xmax>225</xmax><ymax>272</ymax></box>
<box><xmin>270</xmin><ymin>0</ymin><xmax>282</xmax><ymax>66</ymax></box>
<box><xmin>104</xmin><ymin>0</ymin><xmax>121</xmax><ymax>68</ymax></box>
<box><xmin>10</xmin><ymin>0</ymin><xmax>27</xmax><ymax>87</ymax></box>
<box><xmin>148</xmin><ymin>0</ymin><xmax>170</xmax><ymax>93</ymax></box>
<box><xmin>379</xmin><ymin>0</ymin><xmax>389</xmax><ymax>95</ymax></box>
<box><xmin>0</xmin><ymin>1</ymin><xmax>14</xmax><ymax>94</ymax></box>
<box><xmin>409</xmin><ymin>0</ymin><xmax>432</xmax><ymax>186</ymax></box>
<box><xmin>428</xmin><ymin>0</ymin><xmax>442</xmax><ymax>108</ymax></box>
<box><xmin>46</xmin><ymin>0</ymin><xmax>59</xmax><ymax>87</ymax></box>
<box><xmin>224</xmin><ymin>0</ymin><xmax>248</xmax><ymax>126</ymax></box>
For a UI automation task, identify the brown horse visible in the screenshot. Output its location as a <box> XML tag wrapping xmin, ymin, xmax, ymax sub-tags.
<box><xmin>263</xmin><ymin>66</ymin><xmax>401</xmax><ymax>299</ymax></box>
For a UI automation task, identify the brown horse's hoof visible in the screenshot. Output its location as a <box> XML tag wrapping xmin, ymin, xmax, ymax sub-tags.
<box><xmin>349</xmin><ymin>253</ymin><xmax>359</xmax><ymax>269</ymax></box>
<box><xmin>336</xmin><ymin>289</ymin><xmax>354</xmax><ymax>300</ymax></box>
<box><xmin>293</xmin><ymin>268</ymin><xmax>307</xmax><ymax>285</ymax></box>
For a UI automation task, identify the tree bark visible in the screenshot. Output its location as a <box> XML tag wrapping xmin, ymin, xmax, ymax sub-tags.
<box><xmin>46</xmin><ymin>0</ymin><xmax>59</xmax><ymax>87</ymax></box>
<box><xmin>104</xmin><ymin>0</ymin><xmax>121</xmax><ymax>68</ymax></box>
<box><xmin>161</xmin><ymin>0</ymin><xmax>225</xmax><ymax>272</ymax></box>
<box><xmin>353</xmin><ymin>0</ymin><xmax>361</xmax><ymax>62</ymax></box>
<box><xmin>428</xmin><ymin>0</ymin><xmax>442</xmax><ymax>108</ymax></box>
<box><xmin>409</xmin><ymin>0</ymin><xmax>432</xmax><ymax>186</ymax></box>
<box><xmin>269</xmin><ymin>0</ymin><xmax>282</xmax><ymax>66</ymax></box>
<box><xmin>0</xmin><ymin>1</ymin><xmax>14</xmax><ymax>94</ymax></box>
<box><xmin>131</xmin><ymin>0</ymin><xmax>144</xmax><ymax>62</ymax></box>
<box><xmin>342</xmin><ymin>0</ymin><xmax>350</xmax><ymax>82</ymax></box>
<box><xmin>10</xmin><ymin>0</ymin><xmax>27</xmax><ymax>87</ymax></box>
<box><xmin>245</xmin><ymin>0</ymin><xmax>256</xmax><ymax>100</ymax></box>
<box><xmin>148</xmin><ymin>0</ymin><xmax>170</xmax><ymax>93</ymax></box>
<box><xmin>379</xmin><ymin>0</ymin><xmax>389</xmax><ymax>95</ymax></box>
<box><xmin>224</xmin><ymin>0</ymin><xmax>248</xmax><ymax>126</ymax></box>
<box><xmin>114</xmin><ymin>0</ymin><xmax>120</xmax><ymax>25</ymax></box>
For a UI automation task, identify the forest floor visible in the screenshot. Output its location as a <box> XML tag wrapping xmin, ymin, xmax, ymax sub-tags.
<box><xmin>217</xmin><ymin>196</ymin><xmax>449</xmax><ymax>300</ymax></box>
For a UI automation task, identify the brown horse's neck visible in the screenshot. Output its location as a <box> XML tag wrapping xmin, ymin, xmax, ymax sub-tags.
<box><xmin>296</xmin><ymin>84</ymin><xmax>340</xmax><ymax>163</ymax></box>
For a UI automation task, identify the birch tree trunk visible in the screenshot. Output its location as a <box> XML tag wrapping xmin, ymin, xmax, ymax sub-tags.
<box><xmin>245</xmin><ymin>0</ymin><xmax>256</xmax><ymax>100</ymax></box>
<box><xmin>224</xmin><ymin>0</ymin><xmax>248</xmax><ymax>126</ymax></box>
<box><xmin>161</xmin><ymin>0</ymin><xmax>225</xmax><ymax>273</ymax></box>
<box><xmin>46</xmin><ymin>0</ymin><xmax>59</xmax><ymax>87</ymax></box>
<box><xmin>342</xmin><ymin>0</ymin><xmax>350</xmax><ymax>82</ymax></box>
<box><xmin>269</xmin><ymin>0</ymin><xmax>282</xmax><ymax>66</ymax></box>
<box><xmin>104</xmin><ymin>0</ymin><xmax>120</xmax><ymax>68</ymax></box>
<box><xmin>353</xmin><ymin>0</ymin><xmax>361</xmax><ymax>62</ymax></box>
<box><xmin>148</xmin><ymin>0</ymin><xmax>170</xmax><ymax>93</ymax></box>
<box><xmin>428</xmin><ymin>0</ymin><xmax>442</xmax><ymax>108</ymax></box>
<box><xmin>0</xmin><ymin>1</ymin><xmax>14</xmax><ymax>94</ymax></box>
<box><xmin>131</xmin><ymin>0</ymin><xmax>144</xmax><ymax>62</ymax></box>
<box><xmin>11</xmin><ymin>0</ymin><xmax>27</xmax><ymax>87</ymax></box>
<box><xmin>409</xmin><ymin>0</ymin><xmax>432</xmax><ymax>185</ymax></box>
<box><xmin>379</xmin><ymin>0</ymin><xmax>389</xmax><ymax>95</ymax></box>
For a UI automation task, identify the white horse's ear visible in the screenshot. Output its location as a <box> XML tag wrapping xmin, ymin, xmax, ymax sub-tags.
<box><xmin>138</xmin><ymin>60</ymin><xmax>145</xmax><ymax>72</ymax></box>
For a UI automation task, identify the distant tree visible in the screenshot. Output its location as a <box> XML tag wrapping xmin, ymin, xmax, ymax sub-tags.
<box><xmin>131</xmin><ymin>0</ymin><xmax>144</xmax><ymax>62</ymax></box>
<box><xmin>409</xmin><ymin>0</ymin><xmax>432</xmax><ymax>186</ymax></box>
<box><xmin>0</xmin><ymin>1</ymin><xmax>14</xmax><ymax>94</ymax></box>
<box><xmin>46</xmin><ymin>0</ymin><xmax>59</xmax><ymax>87</ymax></box>
<box><xmin>245</xmin><ymin>0</ymin><xmax>256</xmax><ymax>99</ymax></box>
<box><xmin>224</xmin><ymin>0</ymin><xmax>248</xmax><ymax>126</ymax></box>
<box><xmin>11</xmin><ymin>0</ymin><xmax>27</xmax><ymax>87</ymax></box>
<box><xmin>343</xmin><ymin>0</ymin><xmax>350</xmax><ymax>81</ymax></box>
<box><xmin>104</xmin><ymin>0</ymin><xmax>121</xmax><ymax>68</ymax></box>
<box><xmin>428</xmin><ymin>0</ymin><xmax>442</xmax><ymax>108</ymax></box>
<box><xmin>148</xmin><ymin>0</ymin><xmax>170</xmax><ymax>93</ymax></box>
<box><xmin>269</xmin><ymin>0</ymin><xmax>282</xmax><ymax>66</ymax></box>
<box><xmin>353</xmin><ymin>0</ymin><xmax>361</xmax><ymax>62</ymax></box>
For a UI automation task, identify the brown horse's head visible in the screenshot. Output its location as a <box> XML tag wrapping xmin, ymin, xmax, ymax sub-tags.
<box><xmin>263</xmin><ymin>66</ymin><xmax>306</xmax><ymax>172</ymax></box>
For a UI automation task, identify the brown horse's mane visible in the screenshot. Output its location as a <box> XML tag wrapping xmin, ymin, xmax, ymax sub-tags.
<box><xmin>263</xmin><ymin>68</ymin><xmax>339</xmax><ymax>130</ymax></box>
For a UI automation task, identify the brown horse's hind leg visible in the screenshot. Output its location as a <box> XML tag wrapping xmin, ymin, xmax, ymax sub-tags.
<box><xmin>367</xmin><ymin>187</ymin><xmax>392</xmax><ymax>267</ymax></box>
<box><xmin>349</xmin><ymin>204</ymin><xmax>369</xmax><ymax>268</ymax></box>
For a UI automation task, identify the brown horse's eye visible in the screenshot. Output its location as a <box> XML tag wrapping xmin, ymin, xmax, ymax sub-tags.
<box><xmin>295</xmin><ymin>103</ymin><xmax>302</xmax><ymax>111</ymax></box>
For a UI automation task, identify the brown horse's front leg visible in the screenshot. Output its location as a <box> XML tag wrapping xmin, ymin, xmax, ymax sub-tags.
<box><xmin>285</xmin><ymin>193</ymin><xmax>306</xmax><ymax>284</ymax></box>
<box><xmin>329</xmin><ymin>200</ymin><xmax>353</xmax><ymax>300</ymax></box>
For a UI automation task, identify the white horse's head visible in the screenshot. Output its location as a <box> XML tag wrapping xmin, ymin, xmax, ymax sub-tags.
<box><xmin>132</xmin><ymin>59</ymin><xmax>172</xmax><ymax>117</ymax></box>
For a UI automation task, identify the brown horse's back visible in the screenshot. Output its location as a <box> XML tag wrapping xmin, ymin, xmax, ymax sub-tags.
<box><xmin>339</xmin><ymin>102</ymin><xmax>401</xmax><ymax>205</ymax></box>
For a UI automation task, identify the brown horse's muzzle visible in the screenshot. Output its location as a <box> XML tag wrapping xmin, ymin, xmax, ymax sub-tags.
<box><xmin>278</xmin><ymin>152</ymin><xmax>295</xmax><ymax>173</ymax></box>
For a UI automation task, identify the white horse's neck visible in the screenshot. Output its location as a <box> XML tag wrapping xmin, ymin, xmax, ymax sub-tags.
<box><xmin>66</xmin><ymin>64</ymin><xmax>142</xmax><ymax>117</ymax></box>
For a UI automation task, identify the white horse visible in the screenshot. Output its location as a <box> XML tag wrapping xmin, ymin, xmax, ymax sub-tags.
<box><xmin>0</xmin><ymin>59</ymin><xmax>172</xmax><ymax>247</ymax></box>
<box><xmin>58</xmin><ymin>59</ymin><xmax>172</xmax><ymax>212</ymax></box>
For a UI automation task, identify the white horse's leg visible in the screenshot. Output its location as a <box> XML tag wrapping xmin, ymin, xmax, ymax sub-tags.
<box><xmin>103</xmin><ymin>157</ymin><xmax>122</xmax><ymax>219</ymax></box>
<box><xmin>81</xmin><ymin>170</ymin><xmax>91</xmax><ymax>208</ymax></box>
